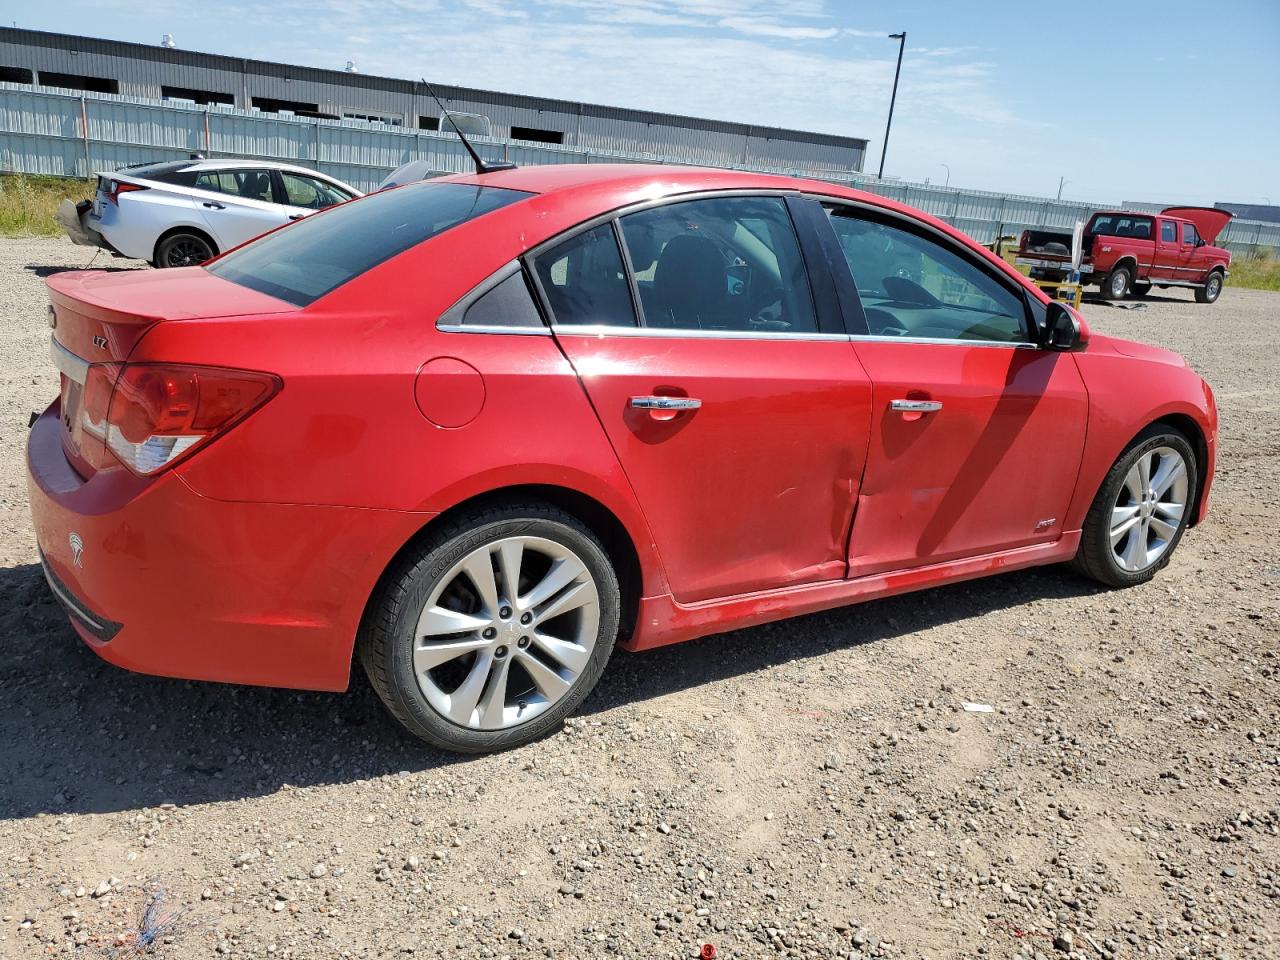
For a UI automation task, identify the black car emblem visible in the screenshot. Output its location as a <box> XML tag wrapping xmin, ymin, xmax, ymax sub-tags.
<box><xmin>92</xmin><ymin>335</ymin><xmax>109</xmax><ymax>349</ymax></box>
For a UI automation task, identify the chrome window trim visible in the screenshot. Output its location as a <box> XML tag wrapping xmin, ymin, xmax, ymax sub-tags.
<box><xmin>851</xmin><ymin>334</ymin><xmax>1039</xmax><ymax>350</ymax></box>
<box><xmin>50</xmin><ymin>336</ymin><xmax>90</xmax><ymax>384</ymax></box>
<box><xmin>549</xmin><ymin>323</ymin><xmax>850</xmax><ymax>342</ymax></box>
<box><xmin>437</xmin><ymin>322</ymin><xmax>552</xmax><ymax>336</ymax></box>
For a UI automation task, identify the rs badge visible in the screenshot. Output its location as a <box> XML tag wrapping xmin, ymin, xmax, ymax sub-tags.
<box><xmin>69</xmin><ymin>532</ymin><xmax>84</xmax><ymax>568</ymax></box>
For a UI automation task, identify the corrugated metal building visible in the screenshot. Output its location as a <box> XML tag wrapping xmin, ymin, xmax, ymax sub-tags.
<box><xmin>1215</xmin><ymin>202</ymin><xmax>1280</xmax><ymax>225</ymax></box>
<box><xmin>0</xmin><ymin>27</ymin><xmax>867</xmax><ymax>175</ymax></box>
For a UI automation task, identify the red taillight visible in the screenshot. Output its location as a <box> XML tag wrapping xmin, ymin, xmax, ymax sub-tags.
<box><xmin>82</xmin><ymin>362</ymin><xmax>280</xmax><ymax>475</ymax></box>
<box><xmin>104</xmin><ymin>180</ymin><xmax>147</xmax><ymax>205</ymax></box>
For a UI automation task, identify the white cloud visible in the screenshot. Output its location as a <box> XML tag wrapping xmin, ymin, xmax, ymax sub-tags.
<box><xmin>716</xmin><ymin>17</ymin><xmax>839</xmax><ymax>40</ymax></box>
<box><xmin>87</xmin><ymin>0</ymin><xmax>1054</xmax><ymax>192</ymax></box>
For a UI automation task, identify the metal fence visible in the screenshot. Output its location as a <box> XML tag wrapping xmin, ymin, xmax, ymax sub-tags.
<box><xmin>3</xmin><ymin>85</ymin><xmax>1278</xmax><ymax>257</ymax></box>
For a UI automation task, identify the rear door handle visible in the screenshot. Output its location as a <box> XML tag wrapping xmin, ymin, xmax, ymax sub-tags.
<box><xmin>890</xmin><ymin>399</ymin><xmax>942</xmax><ymax>413</ymax></box>
<box><xmin>630</xmin><ymin>396</ymin><xmax>701</xmax><ymax>411</ymax></box>
<box><xmin>202</xmin><ymin>201</ymin><xmax>225</xmax><ymax>210</ymax></box>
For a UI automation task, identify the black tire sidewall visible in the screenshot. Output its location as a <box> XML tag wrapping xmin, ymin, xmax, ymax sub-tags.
<box><xmin>376</xmin><ymin>513</ymin><xmax>620</xmax><ymax>753</ymax></box>
<box><xmin>1087</xmin><ymin>430</ymin><xmax>1198</xmax><ymax>586</ymax></box>
<box><xmin>1198</xmin><ymin>273</ymin><xmax>1223</xmax><ymax>303</ymax></box>
<box><xmin>1105</xmin><ymin>266</ymin><xmax>1131</xmax><ymax>300</ymax></box>
<box><xmin>156</xmin><ymin>233</ymin><xmax>214</xmax><ymax>268</ymax></box>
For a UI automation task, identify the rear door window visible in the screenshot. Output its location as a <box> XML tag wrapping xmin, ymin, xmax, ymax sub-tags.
<box><xmin>618</xmin><ymin>196</ymin><xmax>818</xmax><ymax>333</ymax></box>
<box><xmin>206</xmin><ymin>182</ymin><xmax>531</xmax><ymax>307</ymax></box>
<box><xmin>1160</xmin><ymin>220</ymin><xmax>1177</xmax><ymax>243</ymax></box>
<box><xmin>195</xmin><ymin>169</ymin><xmax>276</xmax><ymax>203</ymax></box>
<box><xmin>1090</xmin><ymin>215</ymin><xmax>1154</xmax><ymax>239</ymax></box>
<box><xmin>530</xmin><ymin>223</ymin><xmax>637</xmax><ymax>327</ymax></box>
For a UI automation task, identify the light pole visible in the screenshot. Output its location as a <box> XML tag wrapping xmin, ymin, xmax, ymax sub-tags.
<box><xmin>940</xmin><ymin>163</ymin><xmax>950</xmax><ymax>188</ymax></box>
<box><xmin>877</xmin><ymin>31</ymin><xmax>906</xmax><ymax>180</ymax></box>
<box><xmin>1056</xmin><ymin>176</ymin><xmax>1070</xmax><ymax>201</ymax></box>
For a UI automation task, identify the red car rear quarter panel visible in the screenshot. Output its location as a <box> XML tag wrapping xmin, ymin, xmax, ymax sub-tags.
<box><xmin>1065</xmin><ymin>336</ymin><xmax>1217</xmax><ymax>530</ymax></box>
<box><xmin>28</xmin><ymin>407</ymin><xmax>419</xmax><ymax>690</ymax></box>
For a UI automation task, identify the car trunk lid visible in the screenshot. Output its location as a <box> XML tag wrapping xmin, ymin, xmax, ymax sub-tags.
<box><xmin>46</xmin><ymin>267</ymin><xmax>294</xmax><ymax>476</ymax></box>
<box><xmin>1161</xmin><ymin>206</ymin><xmax>1233</xmax><ymax>245</ymax></box>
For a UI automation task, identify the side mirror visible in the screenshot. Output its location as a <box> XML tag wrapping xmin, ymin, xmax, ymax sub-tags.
<box><xmin>1042</xmin><ymin>301</ymin><xmax>1082</xmax><ymax>351</ymax></box>
<box><xmin>1196</xmin><ymin>238</ymin><xmax>1207</xmax><ymax>248</ymax></box>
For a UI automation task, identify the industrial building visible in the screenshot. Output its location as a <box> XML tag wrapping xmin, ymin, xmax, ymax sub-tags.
<box><xmin>0</xmin><ymin>27</ymin><xmax>868</xmax><ymax>175</ymax></box>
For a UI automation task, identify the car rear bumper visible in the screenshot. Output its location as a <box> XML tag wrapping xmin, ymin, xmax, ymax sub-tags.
<box><xmin>27</xmin><ymin>402</ymin><xmax>432</xmax><ymax>692</ymax></box>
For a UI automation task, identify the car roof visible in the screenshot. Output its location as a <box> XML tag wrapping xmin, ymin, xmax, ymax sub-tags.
<box><xmin>116</xmin><ymin>158</ymin><xmax>341</xmax><ymax>177</ymax></box>
<box><xmin>440</xmin><ymin>163</ymin><xmax>826</xmax><ymax>197</ymax></box>
<box><xmin>185</xmin><ymin>158</ymin><xmax>334</xmax><ymax>175</ymax></box>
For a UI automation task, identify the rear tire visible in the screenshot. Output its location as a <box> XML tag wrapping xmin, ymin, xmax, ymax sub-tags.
<box><xmin>359</xmin><ymin>503</ymin><xmax>620</xmax><ymax>753</ymax></box>
<box><xmin>1194</xmin><ymin>271</ymin><xmax>1224</xmax><ymax>304</ymax></box>
<box><xmin>1070</xmin><ymin>426</ymin><xmax>1197</xmax><ymax>588</ymax></box>
<box><xmin>1101</xmin><ymin>264</ymin><xmax>1132</xmax><ymax>300</ymax></box>
<box><xmin>154</xmin><ymin>231</ymin><xmax>216</xmax><ymax>268</ymax></box>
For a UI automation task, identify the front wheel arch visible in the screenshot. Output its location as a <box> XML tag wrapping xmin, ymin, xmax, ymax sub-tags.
<box><xmin>1149</xmin><ymin>414</ymin><xmax>1209</xmax><ymax>527</ymax></box>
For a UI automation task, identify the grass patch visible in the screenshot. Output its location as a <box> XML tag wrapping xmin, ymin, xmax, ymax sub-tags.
<box><xmin>1227</xmin><ymin>251</ymin><xmax>1280</xmax><ymax>292</ymax></box>
<box><xmin>0</xmin><ymin>173</ymin><xmax>94</xmax><ymax>236</ymax></box>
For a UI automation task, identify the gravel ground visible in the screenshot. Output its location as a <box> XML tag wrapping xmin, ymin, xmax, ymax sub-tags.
<box><xmin>0</xmin><ymin>236</ymin><xmax>1276</xmax><ymax>959</ymax></box>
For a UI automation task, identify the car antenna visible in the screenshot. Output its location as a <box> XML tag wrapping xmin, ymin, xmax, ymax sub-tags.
<box><xmin>420</xmin><ymin>78</ymin><xmax>516</xmax><ymax>174</ymax></box>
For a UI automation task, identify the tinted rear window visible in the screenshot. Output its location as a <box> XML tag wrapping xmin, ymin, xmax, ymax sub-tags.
<box><xmin>206</xmin><ymin>182</ymin><xmax>532</xmax><ymax>307</ymax></box>
<box><xmin>1089</xmin><ymin>214</ymin><xmax>1153</xmax><ymax>239</ymax></box>
<box><xmin>120</xmin><ymin>161</ymin><xmax>198</xmax><ymax>186</ymax></box>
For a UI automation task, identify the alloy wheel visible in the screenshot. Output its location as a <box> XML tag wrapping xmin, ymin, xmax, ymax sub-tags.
<box><xmin>412</xmin><ymin>536</ymin><xmax>600</xmax><ymax>730</ymax></box>
<box><xmin>1109</xmin><ymin>446</ymin><xmax>1189</xmax><ymax>572</ymax></box>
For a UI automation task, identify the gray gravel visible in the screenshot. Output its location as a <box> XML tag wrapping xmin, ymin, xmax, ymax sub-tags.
<box><xmin>0</xmin><ymin>236</ymin><xmax>1276</xmax><ymax>958</ymax></box>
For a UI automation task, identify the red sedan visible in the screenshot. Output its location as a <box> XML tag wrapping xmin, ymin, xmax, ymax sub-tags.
<box><xmin>28</xmin><ymin>165</ymin><xmax>1217</xmax><ymax>752</ymax></box>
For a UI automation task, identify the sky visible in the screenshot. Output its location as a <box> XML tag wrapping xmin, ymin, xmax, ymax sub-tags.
<box><xmin>4</xmin><ymin>0</ymin><xmax>1278</xmax><ymax>205</ymax></box>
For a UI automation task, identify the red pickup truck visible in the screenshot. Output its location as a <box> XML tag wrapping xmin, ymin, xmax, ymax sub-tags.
<box><xmin>1016</xmin><ymin>206</ymin><xmax>1232</xmax><ymax>304</ymax></box>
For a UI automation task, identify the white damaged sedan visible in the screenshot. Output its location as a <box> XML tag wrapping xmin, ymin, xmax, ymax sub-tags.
<box><xmin>56</xmin><ymin>157</ymin><xmax>361</xmax><ymax>267</ymax></box>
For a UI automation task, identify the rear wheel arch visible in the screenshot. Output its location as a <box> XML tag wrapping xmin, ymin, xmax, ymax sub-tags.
<box><xmin>1101</xmin><ymin>258</ymin><xmax>1137</xmax><ymax>298</ymax></box>
<box><xmin>357</xmin><ymin>484</ymin><xmax>644</xmax><ymax>660</ymax></box>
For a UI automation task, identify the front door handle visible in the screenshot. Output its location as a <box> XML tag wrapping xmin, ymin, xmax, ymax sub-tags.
<box><xmin>890</xmin><ymin>399</ymin><xmax>942</xmax><ymax>413</ymax></box>
<box><xmin>202</xmin><ymin>201</ymin><xmax>225</xmax><ymax>210</ymax></box>
<box><xmin>630</xmin><ymin>396</ymin><xmax>701</xmax><ymax>411</ymax></box>
<box><xmin>288</xmin><ymin>213</ymin><xmax>305</xmax><ymax>220</ymax></box>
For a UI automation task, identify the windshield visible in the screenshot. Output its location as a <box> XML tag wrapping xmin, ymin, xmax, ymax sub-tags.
<box><xmin>206</xmin><ymin>182</ymin><xmax>532</xmax><ymax>306</ymax></box>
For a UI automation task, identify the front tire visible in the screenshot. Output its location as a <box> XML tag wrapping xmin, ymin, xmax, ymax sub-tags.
<box><xmin>359</xmin><ymin>503</ymin><xmax>620</xmax><ymax>753</ymax></box>
<box><xmin>1071</xmin><ymin>427</ymin><xmax>1197</xmax><ymax>588</ymax></box>
<box><xmin>1195</xmin><ymin>271</ymin><xmax>1224</xmax><ymax>304</ymax></box>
